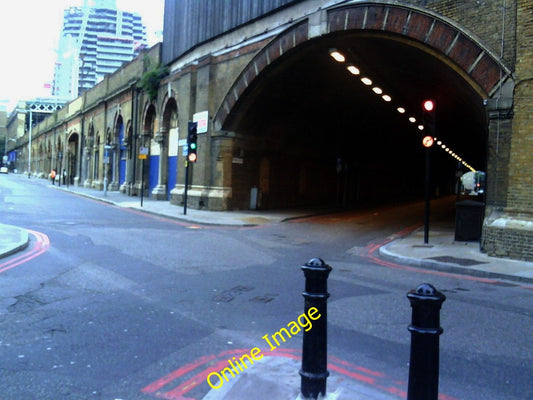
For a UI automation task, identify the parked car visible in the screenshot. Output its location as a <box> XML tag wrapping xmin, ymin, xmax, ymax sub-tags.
<box><xmin>0</xmin><ymin>166</ymin><xmax>8</xmax><ymax>174</ymax></box>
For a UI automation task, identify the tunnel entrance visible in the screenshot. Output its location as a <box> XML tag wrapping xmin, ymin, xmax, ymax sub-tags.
<box><xmin>223</xmin><ymin>31</ymin><xmax>487</xmax><ymax>211</ymax></box>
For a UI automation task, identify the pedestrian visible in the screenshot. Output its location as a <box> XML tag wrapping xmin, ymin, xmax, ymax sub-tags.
<box><xmin>50</xmin><ymin>169</ymin><xmax>56</xmax><ymax>185</ymax></box>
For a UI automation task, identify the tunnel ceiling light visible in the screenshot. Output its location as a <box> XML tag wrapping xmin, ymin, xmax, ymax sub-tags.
<box><xmin>328</xmin><ymin>49</ymin><xmax>477</xmax><ymax>171</ymax></box>
<box><xmin>347</xmin><ymin>65</ymin><xmax>360</xmax><ymax>75</ymax></box>
<box><xmin>329</xmin><ymin>49</ymin><xmax>345</xmax><ymax>62</ymax></box>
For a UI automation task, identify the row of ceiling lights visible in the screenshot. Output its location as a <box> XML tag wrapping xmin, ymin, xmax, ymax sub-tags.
<box><xmin>328</xmin><ymin>49</ymin><xmax>476</xmax><ymax>172</ymax></box>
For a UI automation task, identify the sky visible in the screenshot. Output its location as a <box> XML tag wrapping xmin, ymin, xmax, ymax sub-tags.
<box><xmin>0</xmin><ymin>0</ymin><xmax>164</xmax><ymax>112</ymax></box>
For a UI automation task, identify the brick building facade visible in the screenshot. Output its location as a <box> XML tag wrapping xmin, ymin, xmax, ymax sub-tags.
<box><xmin>6</xmin><ymin>0</ymin><xmax>533</xmax><ymax>261</ymax></box>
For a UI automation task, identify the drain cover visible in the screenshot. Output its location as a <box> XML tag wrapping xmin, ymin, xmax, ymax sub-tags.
<box><xmin>213</xmin><ymin>285</ymin><xmax>254</xmax><ymax>302</ymax></box>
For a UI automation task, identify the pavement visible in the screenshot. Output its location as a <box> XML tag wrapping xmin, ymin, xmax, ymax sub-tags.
<box><xmin>2</xmin><ymin>175</ymin><xmax>533</xmax><ymax>400</ymax></box>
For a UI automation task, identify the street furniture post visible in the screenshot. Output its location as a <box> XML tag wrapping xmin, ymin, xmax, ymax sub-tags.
<box><xmin>407</xmin><ymin>283</ymin><xmax>446</xmax><ymax>400</ymax></box>
<box><xmin>183</xmin><ymin>160</ymin><xmax>189</xmax><ymax>215</ymax></box>
<box><xmin>300</xmin><ymin>258</ymin><xmax>332</xmax><ymax>399</ymax></box>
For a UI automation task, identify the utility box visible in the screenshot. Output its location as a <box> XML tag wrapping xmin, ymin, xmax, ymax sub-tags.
<box><xmin>250</xmin><ymin>187</ymin><xmax>259</xmax><ymax>210</ymax></box>
<box><xmin>455</xmin><ymin>200</ymin><xmax>485</xmax><ymax>241</ymax></box>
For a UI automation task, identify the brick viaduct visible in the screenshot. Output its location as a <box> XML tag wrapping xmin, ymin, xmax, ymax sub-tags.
<box><xmin>7</xmin><ymin>0</ymin><xmax>532</xmax><ymax>260</ymax></box>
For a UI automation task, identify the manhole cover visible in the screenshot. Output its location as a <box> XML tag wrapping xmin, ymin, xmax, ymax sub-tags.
<box><xmin>213</xmin><ymin>285</ymin><xmax>254</xmax><ymax>302</ymax></box>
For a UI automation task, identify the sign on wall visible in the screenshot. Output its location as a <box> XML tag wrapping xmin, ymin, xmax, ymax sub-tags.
<box><xmin>193</xmin><ymin>111</ymin><xmax>208</xmax><ymax>134</ymax></box>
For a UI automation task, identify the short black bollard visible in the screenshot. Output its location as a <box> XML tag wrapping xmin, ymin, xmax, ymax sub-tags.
<box><xmin>300</xmin><ymin>258</ymin><xmax>332</xmax><ymax>399</ymax></box>
<box><xmin>406</xmin><ymin>283</ymin><xmax>446</xmax><ymax>400</ymax></box>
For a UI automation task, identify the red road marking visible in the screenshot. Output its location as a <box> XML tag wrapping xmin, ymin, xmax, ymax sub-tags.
<box><xmin>141</xmin><ymin>348</ymin><xmax>405</xmax><ymax>400</ymax></box>
<box><xmin>0</xmin><ymin>229</ymin><xmax>50</xmax><ymax>274</ymax></box>
<box><xmin>141</xmin><ymin>354</ymin><xmax>216</xmax><ymax>394</ymax></box>
<box><xmin>328</xmin><ymin>354</ymin><xmax>385</xmax><ymax>377</ymax></box>
<box><xmin>163</xmin><ymin>359</ymin><xmax>233</xmax><ymax>399</ymax></box>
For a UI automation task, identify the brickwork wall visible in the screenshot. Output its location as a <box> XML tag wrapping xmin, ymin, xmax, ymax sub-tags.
<box><xmin>426</xmin><ymin>0</ymin><xmax>517</xmax><ymax>69</ymax></box>
<box><xmin>482</xmin><ymin>225</ymin><xmax>533</xmax><ymax>261</ymax></box>
<box><xmin>482</xmin><ymin>0</ymin><xmax>533</xmax><ymax>260</ymax></box>
<box><xmin>507</xmin><ymin>0</ymin><xmax>533</xmax><ymax>212</ymax></box>
<box><xmin>485</xmin><ymin>118</ymin><xmax>512</xmax><ymax>208</ymax></box>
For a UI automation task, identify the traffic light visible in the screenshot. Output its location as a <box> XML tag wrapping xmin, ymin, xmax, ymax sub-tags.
<box><xmin>187</xmin><ymin>121</ymin><xmax>198</xmax><ymax>162</ymax></box>
<box><xmin>422</xmin><ymin>99</ymin><xmax>436</xmax><ymax>135</ymax></box>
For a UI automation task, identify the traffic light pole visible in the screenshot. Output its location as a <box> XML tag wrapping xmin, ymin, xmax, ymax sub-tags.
<box><xmin>183</xmin><ymin>160</ymin><xmax>189</xmax><ymax>215</ymax></box>
<box><xmin>183</xmin><ymin>121</ymin><xmax>197</xmax><ymax>215</ymax></box>
<box><xmin>422</xmin><ymin>100</ymin><xmax>435</xmax><ymax>245</ymax></box>
<box><xmin>424</xmin><ymin>146</ymin><xmax>431</xmax><ymax>244</ymax></box>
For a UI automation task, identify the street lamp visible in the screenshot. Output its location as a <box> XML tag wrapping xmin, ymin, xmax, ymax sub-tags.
<box><xmin>27</xmin><ymin>109</ymin><xmax>32</xmax><ymax>178</ymax></box>
<box><xmin>15</xmin><ymin>108</ymin><xmax>33</xmax><ymax>178</ymax></box>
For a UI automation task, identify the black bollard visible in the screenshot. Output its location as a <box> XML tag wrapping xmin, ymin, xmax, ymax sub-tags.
<box><xmin>406</xmin><ymin>283</ymin><xmax>446</xmax><ymax>400</ymax></box>
<box><xmin>300</xmin><ymin>258</ymin><xmax>332</xmax><ymax>399</ymax></box>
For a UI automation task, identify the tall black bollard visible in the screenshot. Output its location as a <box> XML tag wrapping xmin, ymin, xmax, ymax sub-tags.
<box><xmin>407</xmin><ymin>283</ymin><xmax>446</xmax><ymax>400</ymax></box>
<box><xmin>300</xmin><ymin>258</ymin><xmax>332</xmax><ymax>399</ymax></box>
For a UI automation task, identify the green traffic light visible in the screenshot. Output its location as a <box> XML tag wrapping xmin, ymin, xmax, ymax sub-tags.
<box><xmin>190</xmin><ymin>143</ymin><xmax>197</xmax><ymax>150</ymax></box>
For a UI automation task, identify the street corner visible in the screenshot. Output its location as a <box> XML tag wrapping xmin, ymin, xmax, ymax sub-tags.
<box><xmin>202</xmin><ymin>353</ymin><xmax>301</xmax><ymax>400</ymax></box>
<box><xmin>0</xmin><ymin>223</ymin><xmax>29</xmax><ymax>259</ymax></box>
<box><xmin>141</xmin><ymin>347</ymin><xmax>405</xmax><ymax>400</ymax></box>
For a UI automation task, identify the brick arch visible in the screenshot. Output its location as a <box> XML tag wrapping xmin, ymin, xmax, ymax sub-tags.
<box><xmin>160</xmin><ymin>94</ymin><xmax>178</xmax><ymax>132</ymax></box>
<box><xmin>215</xmin><ymin>2</ymin><xmax>511</xmax><ymax>129</ymax></box>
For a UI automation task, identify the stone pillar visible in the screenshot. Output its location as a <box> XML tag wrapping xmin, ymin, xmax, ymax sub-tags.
<box><xmin>109</xmin><ymin>143</ymin><xmax>119</xmax><ymax>191</ymax></box>
<box><xmin>134</xmin><ymin>130</ymin><xmax>151</xmax><ymax>196</ymax></box>
<box><xmin>82</xmin><ymin>146</ymin><xmax>91</xmax><ymax>187</ymax></box>
<box><xmin>152</xmin><ymin>128</ymin><xmax>168</xmax><ymax>200</ymax></box>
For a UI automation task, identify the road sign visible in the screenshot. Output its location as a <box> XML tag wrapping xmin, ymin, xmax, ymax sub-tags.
<box><xmin>422</xmin><ymin>136</ymin><xmax>434</xmax><ymax>148</ymax></box>
<box><xmin>138</xmin><ymin>146</ymin><xmax>149</xmax><ymax>159</ymax></box>
<box><xmin>193</xmin><ymin>111</ymin><xmax>208</xmax><ymax>134</ymax></box>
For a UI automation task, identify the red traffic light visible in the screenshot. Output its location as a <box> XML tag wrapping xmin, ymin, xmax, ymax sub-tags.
<box><xmin>423</xmin><ymin>100</ymin><xmax>435</xmax><ymax>112</ymax></box>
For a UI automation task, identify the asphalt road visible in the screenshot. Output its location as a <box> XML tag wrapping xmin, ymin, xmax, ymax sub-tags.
<box><xmin>0</xmin><ymin>175</ymin><xmax>531</xmax><ymax>400</ymax></box>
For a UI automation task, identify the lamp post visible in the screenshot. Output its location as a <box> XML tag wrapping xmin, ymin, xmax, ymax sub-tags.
<box><xmin>28</xmin><ymin>108</ymin><xmax>32</xmax><ymax>178</ymax></box>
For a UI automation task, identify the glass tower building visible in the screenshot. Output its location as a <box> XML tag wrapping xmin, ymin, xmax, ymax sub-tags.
<box><xmin>53</xmin><ymin>0</ymin><xmax>148</xmax><ymax>100</ymax></box>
